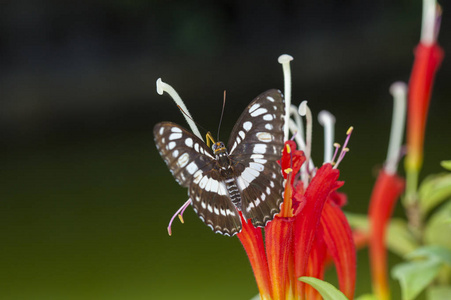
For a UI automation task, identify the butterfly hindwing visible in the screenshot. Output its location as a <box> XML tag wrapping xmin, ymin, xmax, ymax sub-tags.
<box><xmin>227</xmin><ymin>89</ymin><xmax>285</xmax><ymax>227</ymax></box>
<box><xmin>189</xmin><ymin>169</ymin><xmax>242</xmax><ymax>236</ymax></box>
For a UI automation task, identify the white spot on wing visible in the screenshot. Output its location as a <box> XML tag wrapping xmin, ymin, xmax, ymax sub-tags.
<box><xmin>199</xmin><ymin>176</ymin><xmax>208</xmax><ymax>189</ymax></box>
<box><xmin>205</xmin><ymin>177</ymin><xmax>212</xmax><ymax>192</ymax></box>
<box><xmin>186</xmin><ymin>161</ymin><xmax>198</xmax><ymax>175</ymax></box>
<box><xmin>238</xmin><ymin>131</ymin><xmax>245</xmax><ymax>139</ymax></box>
<box><xmin>169</xmin><ymin>133</ymin><xmax>182</xmax><ymax>140</ymax></box>
<box><xmin>265</xmin><ymin>124</ymin><xmax>273</xmax><ymax>130</ymax></box>
<box><xmin>177</xmin><ymin>153</ymin><xmax>190</xmax><ymax>168</ymax></box>
<box><xmin>172</xmin><ymin>150</ymin><xmax>179</xmax><ymax>157</ymax></box>
<box><xmin>210</xmin><ymin>179</ymin><xmax>219</xmax><ymax>193</ymax></box>
<box><xmin>256</xmin><ymin>132</ymin><xmax>272</xmax><ymax>142</ymax></box>
<box><xmin>253</xmin><ymin>144</ymin><xmax>267</xmax><ymax>154</ymax></box>
<box><xmin>237</xmin><ymin>176</ymin><xmax>249</xmax><ymax>190</ymax></box>
<box><xmin>249</xmin><ymin>103</ymin><xmax>260</xmax><ymax>113</ymax></box>
<box><xmin>171</xmin><ymin>127</ymin><xmax>182</xmax><ymax>133</ymax></box>
<box><xmin>243</xmin><ymin>121</ymin><xmax>252</xmax><ymax>131</ymax></box>
<box><xmin>263</xmin><ymin>114</ymin><xmax>274</xmax><ymax>121</ymax></box>
<box><xmin>185</xmin><ymin>138</ymin><xmax>193</xmax><ymax>147</ymax></box>
<box><xmin>267</xmin><ymin>96</ymin><xmax>275</xmax><ymax>102</ymax></box>
<box><xmin>159</xmin><ymin>127</ymin><xmax>164</xmax><ymax>135</ymax></box>
<box><xmin>168</xmin><ymin>142</ymin><xmax>176</xmax><ymax>150</ymax></box>
<box><xmin>241</xmin><ymin>168</ymin><xmax>258</xmax><ymax>183</ymax></box>
<box><xmin>218</xmin><ymin>182</ymin><xmax>228</xmax><ymax>196</ymax></box>
<box><xmin>250</xmin><ymin>162</ymin><xmax>264</xmax><ymax>172</ymax></box>
<box><xmin>250</xmin><ymin>108</ymin><xmax>267</xmax><ymax>117</ymax></box>
<box><xmin>193</xmin><ymin>170</ymin><xmax>203</xmax><ymax>184</ymax></box>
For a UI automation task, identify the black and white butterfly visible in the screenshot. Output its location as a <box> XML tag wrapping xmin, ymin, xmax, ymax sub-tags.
<box><xmin>153</xmin><ymin>89</ymin><xmax>285</xmax><ymax>236</ymax></box>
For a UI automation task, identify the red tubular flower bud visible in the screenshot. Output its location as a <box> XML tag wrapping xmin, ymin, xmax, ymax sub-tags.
<box><xmin>368</xmin><ymin>171</ymin><xmax>405</xmax><ymax>300</ymax></box>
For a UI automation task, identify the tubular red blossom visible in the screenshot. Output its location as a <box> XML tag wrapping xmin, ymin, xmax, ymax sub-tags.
<box><xmin>321</xmin><ymin>200</ymin><xmax>356</xmax><ymax>300</ymax></box>
<box><xmin>237</xmin><ymin>213</ymin><xmax>272</xmax><ymax>300</ymax></box>
<box><xmin>293</xmin><ymin>164</ymin><xmax>343</xmax><ymax>298</ymax></box>
<box><xmin>405</xmin><ymin>43</ymin><xmax>443</xmax><ymax>174</ymax></box>
<box><xmin>265</xmin><ymin>217</ymin><xmax>294</xmax><ymax>300</ymax></box>
<box><xmin>305</xmin><ymin>230</ymin><xmax>328</xmax><ymax>300</ymax></box>
<box><xmin>368</xmin><ymin>171</ymin><xmax>405</xmax><ymax>300</ymax></box>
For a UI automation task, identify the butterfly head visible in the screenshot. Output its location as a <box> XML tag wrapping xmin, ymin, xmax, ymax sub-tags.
<box><xmin>212</xmin><ymin>141</ymin><xmax>227</xmax><ymax>156</ymax></box>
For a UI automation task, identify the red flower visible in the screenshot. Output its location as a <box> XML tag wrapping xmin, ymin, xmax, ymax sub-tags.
<box><xmin>368</xmin><ymin>171</ymin><xmax>405</xmax><ymax>300</ymax></box>
<box><xmin>238</xmin><ymin>141</ymin><xmax>356</xmax><ymax>299</ymax></box>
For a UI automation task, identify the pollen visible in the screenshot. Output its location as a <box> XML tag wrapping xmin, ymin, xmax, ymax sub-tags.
<box><xmin>286</xmin><ymin>143</ymin><xmax>292</xmax><ymax>154</ymax></box>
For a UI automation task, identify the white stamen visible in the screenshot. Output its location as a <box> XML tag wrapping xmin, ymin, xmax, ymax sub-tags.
<box><xmin>299</xmin><ymin>101</ymin><xmax>312</xmax><ymax>173</ymax></box>
<box><xmin>289</xmin><ymin>105</ymin><xmax>304</xmax><ymax>146</ymax></box>
<box><xmin>156</xmin><ymin>78</ymin><xmax>204</xmax><ymax>142</ymax></box>
<box><xmin>420</xmin><ymin>0</ymin><xmax>439</xmax><ymax>45</ymax></box>
<box><xmin>385</xmin><ymin>81</ymin><xmax>407</xmax><ymax>175</ymax></box>
<box><xmin>278</xmin><ymin>54</ymin><xmax>294</xmax><ymax>141</ymax></box>
<box><xmin>318</xmin><ymin>110</ymin><xmax>336</xmax><ymax>163</ymax></box>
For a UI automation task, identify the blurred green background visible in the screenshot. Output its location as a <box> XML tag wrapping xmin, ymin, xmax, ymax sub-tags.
<box><xmin>0</xmin><ymin>1</ymin><xmax>450</xmax><ymax>299</ymax></box>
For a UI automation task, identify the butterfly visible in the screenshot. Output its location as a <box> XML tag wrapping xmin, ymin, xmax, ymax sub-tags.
<box><xmin>153</xmin><ymin>89</ymin><xmax>285</xmax><ymax>236</ymax></box>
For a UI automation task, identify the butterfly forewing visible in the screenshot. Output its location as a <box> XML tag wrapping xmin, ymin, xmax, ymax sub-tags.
<box><xmin>227</xmin><ymin>89</ymin><xmax>285</xmax><ymax>227</ymax></box>
<box><xmin>153</xmin><ymin>122</ymin><xmax>214</xmax><ymax>187</ymax></box>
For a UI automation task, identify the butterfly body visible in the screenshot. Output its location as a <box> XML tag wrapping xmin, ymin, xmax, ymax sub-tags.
<box><xmin>154</xmin><ymin>89</ymin><xmax>285</xmax><ymax>236</ymax></box>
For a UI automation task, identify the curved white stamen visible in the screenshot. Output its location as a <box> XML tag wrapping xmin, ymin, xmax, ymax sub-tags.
<box><xmin>385</xmin><ymin>82</ymin><xmax>407</xmax><ymax>175</ymax></box>
<box><xmin>156</xmin><ymin>78</ymin><xmax>204</xmax><ymax>142</ymax></box>
<box><xmin>318</xmin><ymin>110</ymin><xmax>336</xmax><ymax>163</ymax></box>
<box><xmin>278</xmin><ymin>54</ymin><xmax>294</xmax><ymax>141</ymax></box>
<box><xmin>421</xmin><ymin>0</ymin><xmax>439</xmax><ymax>45</ymax></box>
<box><xmin>288</xmin><ymin>119</ymin><xmax>314</xmax><ymax>176</ymax></box>
<box><xmin>290</xmin><ymin>105</ymin><xmax>304</xmax><ymax>146</ymax></box>
<box><xmin>167</xmin><ymin>199</ymin><xmax>192</xmax><ymax>236</ymax></box>
<box><xmin>288</xmin><ymin>119</ymin><xmax>306</xmax><ymax>149</ymax></box>
<box><xmin>299</xmin><ymin>101</ymin><xmax>312</xmax><ymax>172</ymax></box>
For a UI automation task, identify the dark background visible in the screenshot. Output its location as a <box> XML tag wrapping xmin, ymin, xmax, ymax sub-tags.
<box><xmin>1</xmin><ymin>1</ymin><xmax>449</xmax><ymax>299</ymax></box>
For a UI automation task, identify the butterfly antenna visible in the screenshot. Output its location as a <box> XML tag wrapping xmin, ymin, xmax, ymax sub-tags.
<box><xmin>217</xmin><ymin>90</ymin><xmax>227</xmax><ymax>141</ymax></box>
<box><xmin>176</xmin><ymin>105</ymin><xmax>208</xmax><ymax>133</ymax></box>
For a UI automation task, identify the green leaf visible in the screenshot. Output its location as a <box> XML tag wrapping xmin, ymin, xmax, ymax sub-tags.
<box><xmin>345</xmin><ymin>212</ymin><xmax>369</xmax><ymax>231</ymax></box>
<box><xmin>355</xmin><ymin>294</ymin><xmax>378</xmax><ymax>300</ymax></box>
<box><xmin>440</xmin><ymin>160</ymin><xmax>451</xmax><ymax>171</ymax></box>
<box><xmin>418</xmin><ymin>173</ymin><xmax>451</xmax><ymax>214</ymax></box>
<box><xmin>392</xmin><ymin>258</ymin><xmax>442</xmax><ymax>300</ymax></box>
<box><xmin>427</xmin><ymin>285</ymin><xmax>451</xmax><ymax>300</ymax></box>
<box><xmin>345</xmin><ymin>213</ymin><xmax>418</xmax><ymax>257</ymax></box>
<box><xmin>298</xmin><ymin>277</ymin><xmax>349</xmax><ymax>300</ymax></box>
<box><xmin>386</xmin><ymin>219</ymin><xmax>419</xmax><ymax>256</ymax></box>
<box><xmin>424</xmin><ymin>201</ymin><xmax>451</xmax><ymax>249</ymax></box>
<box><xmin>406</xmin><ymin>245</ymin><xmax>451</xmax><ymax>266</ymax></box>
